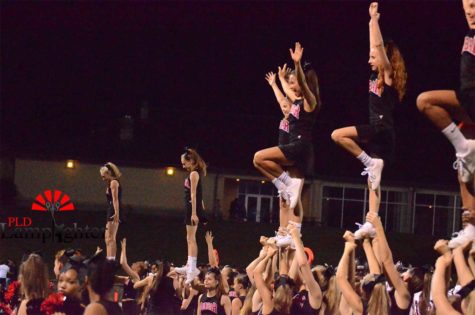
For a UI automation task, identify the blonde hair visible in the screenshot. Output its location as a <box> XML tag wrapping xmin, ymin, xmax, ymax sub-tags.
<box><xmin>100</xmin><ymin>162</ymin><xmax>122</xmax><ymax>179</ymax></box>
<box><xmin>19</xmin><ymin>254</ymin><xmax>49</xmax><ymax>300</ymax></box>
<box><xmin>239</xmin><ymin>285</ymin><xmax>257</xmax><ymax>315</ymax></box>
<box><xmin>273</xmin><ymin>284</ymin><xmax>293</xmax><ymax>314</ymax></box>
<box><xmin>367</xmin><ymin>282</ymin><xmax>390</xmax><ymax>315</ymax></box>
<box><xmin>55</xmin><ymin>249</ymin><xmax>65</xmax><ymax>261</ymax></box>
<box><xmin>314</xmin><ymin>266</ymin><xmax>340</xmax><ymax>315</ymax></box>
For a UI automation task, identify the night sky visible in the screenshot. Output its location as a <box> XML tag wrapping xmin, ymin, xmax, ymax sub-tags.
<box><xmin>0</xmin><ymin>1</ymin><xmax>469</xmax><ymax>188</ymax></box>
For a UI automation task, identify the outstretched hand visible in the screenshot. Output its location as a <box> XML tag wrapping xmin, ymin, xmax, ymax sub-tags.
<box><xmin>434</xmin><ymin>239</ymin><xmax>450</xmax><ymax>256</ymax></box>
<box><xmin>366</xmin><ymin>212</ymin><xmax>382</xmax><ymax>228</ymax></box>
<box><xmin>289</xmin><ymin>42</ymin><xmax>304</xmax><ymax>63</ymax></box>
<box><xmin>343</xmin><ymin>230</ymin><xmax>355</xmax><ymax>243</ymax></box>
<box><xmin>260</xmin><ymin>236</ymin><xmax>269</xmax><ymax>246</ymax></box>
<box><xmin>265</xmin><ymin>72</ymin><xmax>276</xmax><ymax>86</ymax></box>
<box><xmin>267</xmin><ymin>246</ymin><xmax>278</xmax><ymax>257</ymax></box>
<box><xmin>454</xmin><ymin>240</ymin><xmax>473</xmax><ymax>253</ymax></box>
<box><xmin>369</xmin><ymin>2</ymin><xmax>380</xmax><ymax>20</ymax></box>
<box><xmin>205</xmin><ymin>230</ymin><xmax>214</xmax><ymax>244</ymax></box>
<box><xmin>278</xmin><ymin>64</ymin><xmax>289</xmax><ymax>79</ymax></box>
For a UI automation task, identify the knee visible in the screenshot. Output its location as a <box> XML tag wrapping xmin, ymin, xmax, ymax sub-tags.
<box><xmin>253</xmin><ymin>151</ymin><xmax>264</xmax><ymax>167</ymax></box>
<box><xmin>331</xmin><ymin>129</ymin><xmax>343</xmax><ymax>143</ymax></box>
<box><xmin>416</xmin><ymin>92</ymin><xmax>432</xmax><ymax>113</ymax></box>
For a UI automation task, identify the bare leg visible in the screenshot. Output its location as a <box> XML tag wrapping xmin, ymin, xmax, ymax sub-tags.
<box><xmin>105</xmin><ymin>221</ymin><xmax>119</xmax><ymax>259</ymax></box>
<box><xmin>279</xmin><ymin>198</ymin><xmax>289</xmax><ymax>229</ymax></box>
<box><xmin>368</xmin><ymin>178</ymin><xmax>381</xmax><ymax>214</ymax></box>
<box><xmin>186</xmin><ymin>224</ymin><xmax>198</xmax><ymax>257</ymax></box>
<box><xmin>289</xmin><ymin>198</ymin><xmax>303</xmax><ymax>225</ymax></box>
<box><xmin>416</xmin><ymin>90</ymin><xmax>469</xmax><ymax>130</ymax></box>
<box><xmin>288</xmin><ymin>166</ymin><xmax>304</xmax><ymax>223</ymax></box>
<box><xmin>331</xmin><ymin>126</ymin><xmax>363</xmax><ymax>157</ymax></box>
<box><xmin>253</xmin><ymin>147</ymin><xmax>293</xmax><ymax>180</ymax></box>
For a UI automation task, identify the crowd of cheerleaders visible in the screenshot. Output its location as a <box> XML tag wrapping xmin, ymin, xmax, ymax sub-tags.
<box><xmin>2</xmin><ymin>1</ymin><xmax>475</xmax><ymax>315</ymax></box>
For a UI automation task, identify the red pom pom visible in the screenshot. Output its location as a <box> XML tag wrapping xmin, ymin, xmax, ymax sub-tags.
<box><xmin>0</xmin><ymin>302</ymin><xmax>13</xmax><ymax>315</ymax></box>
<box><xmin>40</xmin><ymin>292</ymin><xmax>65</xmax><ymax>315</ymax></box>
<box><xmin>4</xmin><ymin>281</ymin><xmax>20</xmax><ymax>303</ymax></box>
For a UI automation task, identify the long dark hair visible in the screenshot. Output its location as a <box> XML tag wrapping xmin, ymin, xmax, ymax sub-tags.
<box><xmin>84</xmin><ymin>252</ymin><xmax>117</xmax><ymax>297</ymax></box>
<box><xmin>206</xmin><ymin>267</ymin><xmax>225</xmax><ymax>300</ymax></box>
<box><xmin>406</xmin><ymin>267</ymin><xmax>425</xmax><ymax>295</ymax></box>
<box><xmin>148</xmin><ymin>260</ymin><xmax>165</xmax><ymax>301</ymax></box>
<box><xmin>288</xmin><ymin>62</ymin><xmax>322</xmax><ymax>113</ymax></box>
<box><xmin>182</xmin><ymin>147</ymin><xmax>207</xmax><ymax>176</ymax></box>
<box><xmin>418</xmin><ymin>268</ymin><xmax>435</xmax><ymax>315</ymax></box>
<box><xmin>303</xmin><ymin>61</ymin><xmax>321</xmax><ymax>112</ymax></box>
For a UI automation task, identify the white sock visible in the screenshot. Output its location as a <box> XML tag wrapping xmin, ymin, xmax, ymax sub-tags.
<box><xmin>272</xmin><ymin>178</ymin><xmax>286</xmax><ymax>191</ymax></box>
<box><xmin>278</xmin><ymin>172</ymin><xmax>292</xmax><ymax>186</ymax></box>
<box><xmin>289</xmin><ymin>220</ymin><xmax>302</xmax><ymax>233</ymax></box>
<box><xmin>106</xmin><ymin>256</ymin><xmax>115</xmax><ymax>261</ymax></box>
<box><xmin>442</xmin><ymin>123</ymin><xmax>468</xmax><ymax>155</ymax></box>
<box><xmin>357</xmin><ymin>151</ymin><xmax>373</xmax><ymax>167</ymax></box>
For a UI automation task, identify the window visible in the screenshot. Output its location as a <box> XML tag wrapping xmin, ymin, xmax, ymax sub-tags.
<box><xmin>413</xmin><ymin>192</ymin><xmax>461</xmax><ymax>237</ymax></box>
<box><xmin>322</xmin><ymin>184</ymin><xmax>411</xmax><ymax>234</ymax></box>
<box><xmin>237</xmin><ymin>180</ymin><xmax>277</xmax><ymax>223</ymax></box>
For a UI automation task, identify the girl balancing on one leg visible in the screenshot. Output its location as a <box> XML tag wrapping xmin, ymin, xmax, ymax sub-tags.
<box><xmin>175</xmin><ymin>147</ymin><xmax>208</xmax><ymax>284</ymax></box>
<box><xmin>263</xmin><ymin>70</ymin><xmax>304</xmax><ymax>248</ymax></box>
<box><xmin>263</xmin><ymin>70</ymin><xmax>291</xmax><ymax>203</ymax></box>
<box><xmin>99</xmin><ymin>162</ymin><xmax>123</xmax><ymax>261</ymax></box>
<box><xmin>417</xmin><ymin>0</ymin><xmax>475</xmax><ymax>248</ymax></box>
<box><xmin>254</xmin><ymin>42</ymin><xmax>320</xmax><ymax>246</ymax></box>
<box><xmin>331</xmin><ymin>2</ymin><xmax>407</xmax><ymax>239</ymax></box>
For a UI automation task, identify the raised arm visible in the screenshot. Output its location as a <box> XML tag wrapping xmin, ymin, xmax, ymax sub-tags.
<box><xmin>432</xmin><ymin>254</ymin><xmax>461</xmax><ymax>315</ymax></box>
<box><xmin>367</xmin><ymin>212</ymin><xmax>410</xmax><ymax>309</ymax></box>
<box><xmin>336</xmin><ymin>232</ymin><xmax>362</xmax><ymax>315</ymax></box>
<box><xmin>133</xmin><ymin>274</ymin><xmax>153</xmax><ymax>289</ymax></box>
<box><xmin>453</xmin><ymin>242</ymin><xmax>475</xmax><ymax>287</ymax></box>
<box><xmin>469</xmin><ymin>246</ymin><xmax>475</xmax><ymax>276</ymax></box>
<box><xmin>290</xmin><ymin>42</ymin><xmax>318</xmax><ymax>112</ymax></box>
<box><xmin>362</xmin><ymin>238</ymin><xmax>381</xmax><ymax>274</ymax></box>
<box><xmin>278</xmin><ymin>64</ymin><xmax>298</xmax><ymax>101</ymax></box>
<box><xmin>289</xmin><ymin>226</ymin><xmax>322</xmax><ymax>310</ymax></box>
<box><xmin>265</xmin><ymin>71</ymin><xmax>291</xmax><ymax>116</ymax></box>
<box><xmin>246</xmin><ymin>242</ymin><xmax>267</xmax><ymax>285</ymax></box>
<box><xmin>253</xmin><ymin>246</ymin><xmax>277</xmax><ymax>315</ymax></box>
<box><xmin>119</xmin><ymin>238</ymin><xmax>140</xmax><ymax>282</ymax></box>
<box><xmin>369</xmin><ymin>2</ymin><xmax>392</xmax><ymax>83</ymax></box>
<box><xmin>205</xmin><ymin>231</ymin><xmax>218</xmax><ymax>268</ymax></box>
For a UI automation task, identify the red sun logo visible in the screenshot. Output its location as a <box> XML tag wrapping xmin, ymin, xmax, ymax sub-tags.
<box><xmin>32</xmin><ymin>190</ymin><xmax>75</xmax><ymax>212</ymax></box>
